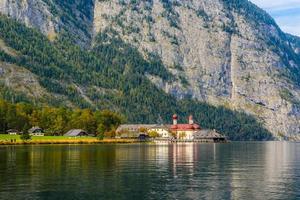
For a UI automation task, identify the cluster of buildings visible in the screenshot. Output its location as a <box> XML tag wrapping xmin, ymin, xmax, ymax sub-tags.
<box><xmin>6</xmin><ymin>127</ymin><xmax>45</xmax><ymax>136</ymax></box>
<box><xmin>6</xmin><ymin>127</ymin><xmax>89</xmax><ymax>137</ymax></box>
<box><xmin>5</xmin><ymin>114</ymin><xmax>227</xmax><ymax>142</ymax></box>
<box><xmin>116</xmin><ymin>114</ymin><xmax>227</xmax><ymax>142</ymax></box>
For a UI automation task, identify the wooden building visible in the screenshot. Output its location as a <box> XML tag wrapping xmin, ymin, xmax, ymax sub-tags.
<box><xmin>6</xmin><ymin>129</ymin><xmax>19</xmax><ymax>135</ymax></box>
<box><xmin>64</xmin><ymin>129</ymin><xmax>88</xmax><ymax>137</ymax></box>
<box><xmin>28</xmin><ymin>127</ymin><xmax>44</xmax><ymax>136</ymax></box>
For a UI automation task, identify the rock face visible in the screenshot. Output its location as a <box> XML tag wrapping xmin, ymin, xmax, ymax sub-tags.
<box><xmin>0</xmin><ymin>62</ymin><xmax>49</xmax><ymax>99</ymax></box>
<box><xmin>0</xmin><ymin>0</ymin><xmax>57</xmax><ymax>39</ymax></box>
<box><xmin>0</xmin><ymin>0</ymin><xmax>94</xmax><ymax>45</ymax></box>
<box><xmin>92</xmin><ymin>0</ymin><xmax>300</xmax><ymax>137</ymax></box>
<box><xmin>1</xmin><ymin>0</ymin><xmax>300</xmax><ymax>137</ymax></box>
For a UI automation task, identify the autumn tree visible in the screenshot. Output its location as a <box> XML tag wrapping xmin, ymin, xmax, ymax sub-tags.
<box><xmin>0</xmin><ymin>99</ymin><xmax>123</xmax><ymax>136</ymax></box>
<box><xmin>95</xmin><ymin>110</ymin><xmax>122</xmax><ymax>136</ymax></box>
<box><xmin>148</xmin><ymin>130</ymin><xmax>159</xmax><ymax>138</ymax></box>
<box><xmin>139</xmin><ymin>127</ymin><xmax>148</xmax><ymax>133</ymax></box>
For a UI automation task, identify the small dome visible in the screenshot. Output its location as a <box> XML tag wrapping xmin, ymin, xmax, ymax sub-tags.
<box><xmin>172</xmin><ymin>114</ymin><xmax>178</xmax><ymax>119</ymax></box>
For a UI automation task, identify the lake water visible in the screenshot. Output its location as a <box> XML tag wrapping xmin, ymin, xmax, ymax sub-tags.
<box><xmin>0</xmin><ymin>142</ymin><xmax>299</xmax><ymax>200</ymax></box>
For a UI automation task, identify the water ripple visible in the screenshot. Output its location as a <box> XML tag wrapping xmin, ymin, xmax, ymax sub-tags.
<box><xmin>0</xmin><ymin>142</ymin><xmax>300</xmax><ymax>200</ymax></box>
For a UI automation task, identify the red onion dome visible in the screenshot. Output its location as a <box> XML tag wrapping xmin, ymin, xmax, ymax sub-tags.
<box><xmin>172</xmin><ymin>114</ymin><xmax>178</xmax><ymax>119</ymax></box>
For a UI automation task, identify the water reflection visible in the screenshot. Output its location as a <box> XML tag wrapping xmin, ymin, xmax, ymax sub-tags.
<box><xmin>0</xmin><ymin>143</ymin><xmax>299</xmax><ymax>200</ymax></box>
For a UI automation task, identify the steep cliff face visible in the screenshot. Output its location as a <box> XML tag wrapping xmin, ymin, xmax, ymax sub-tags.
<box><xmin>92</xmin><ymin>0</ymin><xmax>300</xmax><ymax>137</ymax></box>
<box><xmin>0</xmin><ymin>0</ymin><xmax>300</xmax><ymax>137</ymax></box>
<box><xmin>0</xmin><ymin>0</ymin><xmax>94</xmax><ymax>46</ymax></box>
<box><xmin>0</xmin><ymin>0</ymin><xmax>57</xmax><ymax>39</ymax></box>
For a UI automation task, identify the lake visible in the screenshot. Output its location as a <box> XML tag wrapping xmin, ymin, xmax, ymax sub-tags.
<box><xmin>0</xmin><ymin>142</ymin><xmax>299</xmax><ymax>200</ymax></box>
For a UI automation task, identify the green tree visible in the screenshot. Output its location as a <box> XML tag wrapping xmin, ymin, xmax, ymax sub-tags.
<box><xmin>20</xmin><ymin>130</ymin><xmax>31</xmax><ymax>141</ymax></box>
<box><xmin>148</xmin><ymin>130</ymin><xmax>159</xmax><ymax>138</ymax></box>
<box><xmin>95</xmin><ymin>110</ymin><xmax>122</xmax><ymax>135</ymax></box>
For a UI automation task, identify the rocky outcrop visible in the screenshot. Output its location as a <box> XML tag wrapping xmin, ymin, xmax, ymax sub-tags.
<box><xmin>0</xmin><ymin>61</ymin><xmax>49</xmax><ymax>99</ymax></box>
<box><xmin>0</xmin><ymin>0</ymin><xmax>94</xmax><ymax>46</ymax></box>
<box><xmin>0</xmin><ymin>0</ymin><xmax>57</xmax><ymax>39</ymax></box>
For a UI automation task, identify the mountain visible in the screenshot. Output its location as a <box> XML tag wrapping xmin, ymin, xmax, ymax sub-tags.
<box><xmin>1</xmin><ymin>0</ymin><xmax>300</xmax><ymax>139</ymax></box>
<box><xmin>0</xmin><ymin>0</ymin><xmax>94</xmax><ymax>46</ymax></box>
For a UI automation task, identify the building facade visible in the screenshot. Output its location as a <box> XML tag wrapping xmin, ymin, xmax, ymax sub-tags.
<box><xmin>116</xmin><ymin>124</ymin><xmax>170</xmax><ymax>138</ymax></box>
<box><xmin>116</xmin><ymin>114</ymin><xmax>201</xmax><ymax>140</ymax></box>
<box><xmin>28</xmin><ymin>127</ymin><xmax>44</xmax><ymax>136</ymax></box>
<box><xmin>170</xmin><ymin>115</ymin><xmax>201</xmax><ymax>140</ymax></box>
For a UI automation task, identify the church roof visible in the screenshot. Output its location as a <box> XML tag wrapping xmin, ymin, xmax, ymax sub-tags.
<box><xmin>28</xmin><ymin>126</ymin><xmax>43</xmax><ymax>133</ymax></box>
<box><xmin>170</xmin><ymin>123</ymin><xmax>200</xmax><ymax>131</ymax></box>
<box><xmin>116</xmin><ymin>124</ymin><xmax>166</xmax><ymax>132</ymax></box>
<box><xmin>64</xmin><ymin>129</ymin><xmax>88</xmax><ymax>136</ymax></box>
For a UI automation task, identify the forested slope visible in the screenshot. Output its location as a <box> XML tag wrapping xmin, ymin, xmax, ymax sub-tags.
<box><xmin>0</xmin><ymin>15</ymin><xmax>272</xmax><ymax>140</ymax></box>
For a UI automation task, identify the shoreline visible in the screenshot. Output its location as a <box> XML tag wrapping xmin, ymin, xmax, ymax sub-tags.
<box><xmin>0</xmin><ymin>139</ymin><xmax>142</xmax><ymax>145</ymax></box>
<box><xmin>0</xmin><ymin>139</ymin><xmax>231</xmax><ymax>145</ymax></box>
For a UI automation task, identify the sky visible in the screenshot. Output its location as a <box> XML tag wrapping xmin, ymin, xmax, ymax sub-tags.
<box><xmin>250</xmin><ymin>0</ymin><xmax>300</xmax><ymax>36</ymax></box>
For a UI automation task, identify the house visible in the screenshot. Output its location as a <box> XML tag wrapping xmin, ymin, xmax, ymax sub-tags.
<box><xmin>6</xmin><ymin>129</ymin><xmax>19</xmax><ymax>135</ymax></box>
<box><xmin>148</xmin><ymin>125</ymin><xmax>171</xmax><ymax>138</ymax></box>
<box><xmin>116</xmin><ymin>124</ymin><xmax>171</xmax><ymax>138</ymax></box>
<box><xmin>64</xmin><ymin>129</ymin><xmax>88</xmax><ymax>137</ymax></box>
<box><xmin>28</xmin><ymin>127</ymin><xmax>44</xmax><ymax>136</ymax></box>
<box><xmin>194</xmin><ymin>129</ymin><xmax>227</xmax><ymax>143</ymax></box>
<box><xmin>116</xmin><ymin>124</ymin><xmax>157</xmax><ymax>134</ymax></box>
<box><xmin>170</xmin><ymin>114</ymin><xmax>201</xmax><ymax>140</ymax></box>
<box><xmin>116</xmin><ymin>124</ymin><xmax>156</xmax><ymax>138</ymax></box>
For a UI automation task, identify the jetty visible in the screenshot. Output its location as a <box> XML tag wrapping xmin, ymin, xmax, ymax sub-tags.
<box><xmin>153</xmin><ymin>129</ymin><xmax>228</xmax><ymax>143</ymax></box>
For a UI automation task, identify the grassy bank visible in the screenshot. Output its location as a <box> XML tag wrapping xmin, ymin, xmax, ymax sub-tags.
<box><xmin>0</xmin><ymin>134</ymin><xmax>139</xmax><ymax>145</ymax></box>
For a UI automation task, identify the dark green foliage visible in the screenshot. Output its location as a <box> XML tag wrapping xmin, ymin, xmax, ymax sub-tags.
<box><xmin>0</xmin><ymin>99</ymin><xmax>123</xmax><ymax>136</ymax></box>
<box><xmin>160</xmin><ymin>0</ymin><xmax>181</xmax><ymax>29</ymax></box>
<box><xmin>43</xmin><ymin>0</ymin><xmax>94</xmax><ymax>46</ymax></box>
<box><xmin>20</xmin><ymin>133</ymin><xmax>31</xmax><ymax>141</ymax></box>
<box><xmin>0</xmin><ymin>84</ymin><xmax>31</xmax><ymax>104</ymax></box>
<box><xmin>92</xmin><ymin>30</ymin><xmax>174</xmax><ymax>82</ymax></box>
<box><xmin>222</xmin><ymin>0</ymin><xmax>278</xmax><ymax>27</ymax></box>
<box><xmin>179</xmin><ymin>100</ymin><xmax>273</xmax><ymax>141</ymax></box>
<box><xmin>20</xmin><ymin>132</ymin><xmax>31</xmax><ymax>141</ymax></box>
<box><xmin>179</xmin><ymin>75</ymin><xmax>189</xmax><ymax>87</ymax></box>
<box><xmin>0</xmin><ymin>99</ymin><xmax>31</xmax><ymax>134</ymax></box>
<box><xmin>0</xmin><ymin>15</ymin><xmax>273</xmax><ymax>140</ymax></box>
<box><xmin>97</xmin><ymin>133</ymin><xmax>104</xmax><ymax>140</ymax></box>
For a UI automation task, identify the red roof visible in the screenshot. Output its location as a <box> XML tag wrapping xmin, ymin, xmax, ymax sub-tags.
<box><xmin>171</xmin><ymin>124</ymin><xmax>200</xmax><ymax>131</ymax></box>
